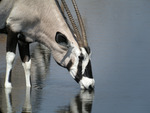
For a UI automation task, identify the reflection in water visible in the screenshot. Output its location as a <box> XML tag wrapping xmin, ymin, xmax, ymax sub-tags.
<box><xmin>0</xmin><ymin>42</ymin><xmax>94</xmax><ymax>113</ymax></box>
<box><xmin>56</xmin><ymin>90</ymin><xmax>94</xmax><ymax>113</ymax></box>
<box><xmin>31</xmin><ymin>43</ymin><xmax>51</xmax><ymax>88</ymax></box>
<box><xmin>3</xmin><ymin>88</ymin><xmax>31</xmax><ymax>113</ymax></box>
<box><xmin>5</xmin><ymin>89</ymin><xmax>12</xmax><ymax>113</ymax></box>
<box><xmin>0</xmin><ymin>43</ymin><xmax>51</xmax><ymax>113</ymax></box>
<box><xmin>31</xmin><ymin>43</ymin><xmax>51</xmax><ymax>113</ymax></box>
<box><xmin>22</xmin><ymin>88</ymin><xmax>32</xmax><ymax>113</ymax></box>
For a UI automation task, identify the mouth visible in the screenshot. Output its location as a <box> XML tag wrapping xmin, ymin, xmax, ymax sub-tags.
<box><xmin>79</xmin><ymin>77</ymin><xmax>95</xmax><ymax>90</ymax></box>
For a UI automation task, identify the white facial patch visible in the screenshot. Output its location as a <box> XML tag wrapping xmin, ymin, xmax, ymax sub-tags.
<box><xmin>22</xmin><ymin>60</ymin><xmax>31</xmax><ymax>87</ymax></box>
<box><xmin>69</xmin><ymin>45</ymin><xmax>81</xmax><ymax>79</ymax></box>
<box><xmin>5</xmin><ymin>52</ymin><xmax>16</xmax><ymax>88</ymax></box>
<box><xmin>80</xmin><ymin>47</ymin><xmax>91</xmax><ymax>75</ymax></box>
<box><xmin>79</xmin><ymin>76</ymin><xmax>95</xmax><ymax>89</ymax></box>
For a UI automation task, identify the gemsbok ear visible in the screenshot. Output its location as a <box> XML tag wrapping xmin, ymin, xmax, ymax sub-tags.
<box><xmin>55</xmin><ymin>32</ymin><xmax>69</xmax><ymax>48</ymax></box>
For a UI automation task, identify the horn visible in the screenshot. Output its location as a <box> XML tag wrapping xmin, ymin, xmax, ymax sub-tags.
<box><xmin>60</xmin><ymin>2</ymin><xmax>65</xmax><ymax>14</ymax></box>
<box><xmin>61</xmin><ymin>0</ymin><xmax>83</xmax><ymax>47</ymax></box>
<box><xmin>71</xmin><ymin>0</ymin><xmax>88</xmax><ymax>47</ymax></box>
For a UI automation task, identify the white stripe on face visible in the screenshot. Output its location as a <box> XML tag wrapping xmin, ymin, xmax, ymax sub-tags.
<box><xmin>5</xmin><ymin>52</ymin><xmax>16</xmax><ymax>88</ymax></box>
<box><xmin>69</xmin><ymin>46</ymin><xmax>81</xmax><ymax>79</ymax></box>
<box><xmin>80</xmin><ymin>47</ymin><xmax>90</xmax><ymax>75</ymax></box>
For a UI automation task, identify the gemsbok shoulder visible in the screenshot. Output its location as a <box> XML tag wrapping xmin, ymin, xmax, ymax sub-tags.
<box><xmin>0</xmin><ymin>0</ymin><xmax>95</xmax><ymax>90</ymax></box>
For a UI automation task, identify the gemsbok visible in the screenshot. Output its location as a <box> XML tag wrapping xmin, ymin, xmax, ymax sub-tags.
<box><xmin>0</xmin><ymin>0</ymin><xmax>95</xmax><ymax>90</ymax></box>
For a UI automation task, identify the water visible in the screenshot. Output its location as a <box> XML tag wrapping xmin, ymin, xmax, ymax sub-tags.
<box><xmin>0</xmin><ymin>0</ymin><xmax>150</xmax><ymax>113</ymax></box>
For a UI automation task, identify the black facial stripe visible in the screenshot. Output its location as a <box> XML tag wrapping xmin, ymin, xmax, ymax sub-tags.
<box><xmin>75</xmin><ymin>51</ymin><xmax>93</xmax><ymax>83</ymax></box>
<box><xmin>74</xmin><ymin>53</ymin><xmax>83</xmax><ymax>83</ymax></box>
<box><xmin>84</xmin><ymin>46</ymin><xmax>91</xmax><ymax>54</ymax></box>
<box><xmin>74</xmin><ymin>77</ymin><xmax>80</xmax><ymax>83</ymax></box>
<box><xmin>66</xmin><ymin>60</ymin><xmax>73</xmax><ymax>71</ymax></box>
<box><xmin>83</xmin><ymin>60</ymin><xmax>93</xmax><ymax>78</ymax></box>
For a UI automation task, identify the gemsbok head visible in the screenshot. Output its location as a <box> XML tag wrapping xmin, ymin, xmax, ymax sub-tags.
<box><xmin>0</xmin><ymin>0</ymin><xmax>95</xmax><ymax>90</ymax></box>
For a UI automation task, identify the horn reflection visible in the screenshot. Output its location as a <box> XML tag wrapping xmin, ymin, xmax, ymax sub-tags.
<box><xmin>56</xmin><ymin>90</ymin><xmax>94</xmax><ymax>113</ymax></box>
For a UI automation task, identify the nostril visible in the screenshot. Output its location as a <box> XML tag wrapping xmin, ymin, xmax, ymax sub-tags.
<box><xmin>89</xmin><ymin>85</ymin><xmax>93</xmax><ymax>90</ymax></box>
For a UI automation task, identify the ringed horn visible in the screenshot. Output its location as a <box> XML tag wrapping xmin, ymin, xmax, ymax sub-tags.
<box><xmin>61</xmin><ymin>0</ymin><xmax>88</xmax><ymax>48</ymax></box>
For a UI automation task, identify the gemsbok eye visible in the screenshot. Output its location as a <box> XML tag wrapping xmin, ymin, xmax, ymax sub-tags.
<box><xmin>55</xmin><ymin>32</ymin><xmax>69</xmax><ymax>48</ymax></box>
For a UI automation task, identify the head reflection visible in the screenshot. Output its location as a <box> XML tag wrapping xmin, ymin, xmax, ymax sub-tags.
<box><xmin>56</xmin><ymin>90</ymin><xmax>94</xmax><ymax>113</ymax></box>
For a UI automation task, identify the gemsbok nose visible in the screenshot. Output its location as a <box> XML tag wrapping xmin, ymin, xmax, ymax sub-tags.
<box><xmin>79</xmin><ymin>76</ymin><xmax>95</xmax><ymax>90</ymax></box>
